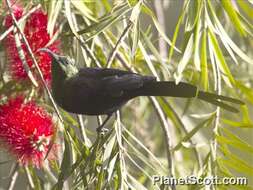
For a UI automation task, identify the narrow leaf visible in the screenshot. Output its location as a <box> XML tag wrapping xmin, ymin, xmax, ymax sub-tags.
<box><xmin>221</xmin><ymin>0</ymin><xmax>246</xmax><ymax>36</ymax></box>
<box><xmin>208</xmin><ymin>29</ymin><xmax>235</xmax><ymax>86</ymax></box>
<box><xmin>200</xmin><ymin>28</ymin><xmax>208</xmax><ymax>90</ymax></box>
<box><xmin>174</xmin><ymin>33</ymin><xmax>194</xmax><ymax>84</ymax></box>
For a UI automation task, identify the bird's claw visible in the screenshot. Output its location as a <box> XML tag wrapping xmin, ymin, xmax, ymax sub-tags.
<box><xmin>96</xmin><ymin>127</ymin><xmax>109</xmax><ymax>134</ymax></box>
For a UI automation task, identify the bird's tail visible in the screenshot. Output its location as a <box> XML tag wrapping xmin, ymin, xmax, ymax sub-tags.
<box><xmin>197</xmin><ymin>91</ymin><xmax>244</xmax><ymax>113</ymax></box>
<box><xmin>138</xmin><ymin>81</ymin><xmax>244</xmax><ymax>113</ymax></box>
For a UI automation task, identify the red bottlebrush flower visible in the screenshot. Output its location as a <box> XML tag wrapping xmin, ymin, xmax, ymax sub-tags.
<box><xmin>0</xmin><ymin>96</ymin><xmax>55</xmax><ymax>167</ymax></box>
<box><xmin>4</xmin><ymin>5</ymin><xmax>60</xmax><ymax>86</ymax></box>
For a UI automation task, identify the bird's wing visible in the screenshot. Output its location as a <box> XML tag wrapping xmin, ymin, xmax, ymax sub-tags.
<box><xmin>64</xmin><ymin>70</ymin><xmax>143</xmax><ymax>95</ymax></box>
<box><xmin>103</xmin><ymin>74</ymin><xmax>144</xmax><ymax>90</ymax></box>
<box><xmin>77</xmin><ymin>67</ymin><xmax>156</xmax><ymax>96</ymax></box>
<box><xmin>78</xmin><ymin>67</ymin><xmax>134</xmax><ymax>78</ymax></box>
<box><xmin>102</xmin><ymin>74</ymin><xmax>156</xmax><ymax>97</ymax></box>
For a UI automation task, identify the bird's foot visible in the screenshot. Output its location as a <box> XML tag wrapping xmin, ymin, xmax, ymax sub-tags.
<box><xmin>96</xmin><ymin>114</ymin><xmax>112</xmax><ymax>134</ymax></box>
<box><xmin>96</xmin><ymin>126</ymin><xmax>109</xmax><ymax>134</ymax></box>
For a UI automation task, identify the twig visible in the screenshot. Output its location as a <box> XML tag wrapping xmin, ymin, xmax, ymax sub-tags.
<box><xmin>161</xmin><ymin>97</ymin><xmax>202</xmax><ymax>169</ymax></box>
<box><xmin>154</xmin><ymin>0</ymin><xmax>167</xmax><ymax>60</ymax></box>
<box><xmin>106</xmin><ymin>21</ymin><xmax>133</xmax><ymax>68</ymax></box>
<box><xmin>24</xmin><ymin>166</ymin><xmax>35</xmax><ymax>189</ymax></box>
<box><xmin>77</xmin><ymin>115</ymin><xmax>91</xmax><ymax>147</ymax></box>
<box><xmin>0</xmin><ymin>4</ymin><xmax>41</xmax><ymax>42</ymax></box>
<box><xmin>63</xmin><ymin>0</ymin><xmax>101</xmax><ymax>67</ymax></box>
<box><xmin>150</xmin><ymin>97</ymin><xmax>176</xmax><ymax>190</ymax></box>
<box><xmin>5</xmin><ymin>0</ymin><xmax>63</xmax><ymax>123</ymax></box>
<box><xmin>43</xmin><ymin>163</ymin><xmax>58</xmax><ymax>184</ymax></box>
<box><xmin>115</xmin><ymin>111</ymin><xmax>126</xmax><ymax>189</ymax></box>
<box><xmin>104</xmin><ymin>32</ymin><xmax>135</xmax><ymax>71</ymax></box>
<box><xmin>77</xmin><ymin>38</ymin><xmax>102</xmax><ymax>67</ymax></box>
<box><xmin>210</xmin><ymin>47</ymin><xmax>221</xmax><ymax>190</ymax></box>
<box><xmin>13</xmin><ymin>27</ymin><xmax>38</xmax><ymax>87</ymax></box>
<box><xmin>7</xmin><ymin>163</ymin><xmax>19</xmax><ymax>190</ymax></box>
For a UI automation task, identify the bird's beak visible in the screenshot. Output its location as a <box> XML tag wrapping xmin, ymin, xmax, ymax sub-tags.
<box><xmin>37</xmin><ymin>48</ymin><xmax>59</xmax><ymax>61</ymax></box>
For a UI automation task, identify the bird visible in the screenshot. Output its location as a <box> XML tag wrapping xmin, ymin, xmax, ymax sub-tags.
<box><xmin>38</xmin><ymin>48</ymin><xmax>244</xmax><ymax>131</ymax></box>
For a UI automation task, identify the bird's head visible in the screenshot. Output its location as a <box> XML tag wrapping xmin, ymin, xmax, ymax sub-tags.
<box><xmin>38</xmin><ymin>48</ymin><xmax>78</xmax><ymax>78</ymax></box>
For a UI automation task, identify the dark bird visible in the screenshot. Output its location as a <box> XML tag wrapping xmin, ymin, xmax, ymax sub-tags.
<box><xmin>39</xmin><ymin>48</ymin><xmax>244</xmax><ymax>131</ymax></box>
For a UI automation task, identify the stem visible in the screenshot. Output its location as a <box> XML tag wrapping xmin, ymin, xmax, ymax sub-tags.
<box><xmin>5</xmin><ymin>0</ymin><xmax>63</xmax><ymax>123</ymax></box>
<box><xmin>64</xmin><ymin>3</ymin><xmax>101</xmax><ymax>67</ymax></box>
<box><xmin>106</xmin><ymin>21</ymin><xmax>133</xmax><ymax>68</ymax></box>
<box><xmin>7</xmin><ymin>163</ymin><xmax>19</xmax><ymax>190</ymax></box>
<box><xmin>210</xmin><ymin>41</ymin><xmax>221</xmax><ymax>190</ymax></box>
<box><xmin>24</xmin><ymin>166</ymin><xmax>35</xmax><ymax>189</ymax></box>
<box><xmin>43</xmin><ymin>163</ymin><xmax>57</xmax><ymax>184</ymax></box>
<box><xmin>115</xmin><ymin>111</ymin><xmax>126</xmax><ymax>189</ymax></box>
<box><xmin>150</xmin><ymin>97</ymin><xmax>176</xmax><ymax>190</ymax></box>
<box><xmin>0</xmin><ymin>4</ymin><xmax>41</xmax><ymax>42</ymax></box>
<box><xmin>77</xmin><ymin>115</ymin><xmax>91</xmax><ymax>146</ymax></box>
<box><xmin>161</xmin><ymin>97</ymin><xmax>202</xmax><ymax>169</ymax></box>
<box><xmin>154</xmin><ymin>0</ymin><xmax>168</xmax><ymax>60</ymax></box>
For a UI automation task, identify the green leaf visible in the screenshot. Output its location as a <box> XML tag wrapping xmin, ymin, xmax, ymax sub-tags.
<box><xmin>237</xmin><ymin>0</ymin><xmax>253</xmax><ymax>20</ymax></box>
<box><xmin>54</xmin><ymin>135</ymin><xmax>72</xmax><ymax>189</ymax></box>
<box><xmin>28</xmin><ymin>167</ymin><xmax>42</xmax><ymax>190</ymax></box>
<box><xmin>127</xmin><ymin>174</ymin><xmax>148</xmax><ymax>190</ymax></box>
<box><xmin>222</xmin><ymin>119</ymin><xmax>253</xmax><ymax>128</ymax></box>
<box><xmin>200</xmin><ymin>28</ymin><xmax>208</xmax><ymax>90</ymax></box>
<box><xmin>221</xmin><ymin>0</ymin><xmax>246</xmax><ymax>36</ymax></box>
<box><xmin>123</xmin><ymin>127</ymin><xmax>166</xmax><ymax>173</ymax></box>
<box><xmin>129</xmin><ymin>0</ymin><xmax>142</xmax><ymax>23</ymax></box>
<box><xmin>193</xmin><ymin>6</ymin><xmax>202</xmax><ymax>71</ymax></box>
<box><xmin>208</xmin><ymin>0</ymin><xmax>253</xmax><ymax>65</ymax></box>
<box><xmin>174</xmin><ymin>33</ymin><xmax>194</xmax><ymax>83</ymax></box>
<box><xmin>103</xmin><ymin>135</ymin><xmax>116</xmax><ymax>162</ymax></box>
<box><xmin>127</xmin><ymin>0</ymin><xmax>138</xmax><ymax>7</ymax></box>
<box><xmin>139</xmin><ymin>41</ymin><xmax>159</xmax><ymax>78</ymax></box>
<box><xmin>168</xmin><ymin>3</ymin><xmax>186</xmax><ymax>62</ymax></box>
<box><xmin>77</xmin><ymin>6</ymin><xmax>130</xmax><ymax>42</ymax></box>
<box><xmin>142</xmin><ymin>4</ymin><xmax>181</xmax><ymax>53</ymax></box>
<box><xmin>123</xmin><ymin>135</ymin><xmax>165</xmax><ymax>175</ymax></box>
<box><xmin>173</xmin><ymin>115</ymin><xmax>214</xmax><ymax>151</ymax></box>
<box><xmin>185</xmin><ymin>0</ymin><xmax>201</xmax><ymax>31</ymax></box>
<box><xmin>64</xmin><ymin>0</ymin><xmax>80</xmax><ymax>38</ymax></box>
<box><xmin>71</xmin><ymin>0</ymin><xmax>97</xmax><ymax>22</ymax></box>
<box><xmin>219</xmin><ymin>148</ymin><xmax>253</xmax><ymax>176</ymax></box>
<box><xmin>101</xmin><ymin>0</ymin><xmax>112</xmax><ymax>12</ymax></box>
<box><xmin>47</xmin><ymin>0</ymin><xmax>63</xmax><ymax>37</ymax></box>
<box><xmin>219</xmin><ymin>127</ymin><xmax>253</xmax><ymax>154</ymax></box>
<box><xmin>220</xmin><ymin>157</ymin><xmax>253</xmax><ymax>176</ymax></box>
<box><xmin>235</xmin><ymin>81</ymin><xmax>253</xmax><ymax>105</ymax></box>
<box><xmin>140</xmin><ymin>31</ymin><xmax>169</xmax><ymax>74</ymax></box>
<box><xmin>130</xmin><ymin>19</ymin><xmax>140</xmax><ymax>60</ymax></box>
<box><xmin>96</xmin><ymin>167</ymin><xmax>105</xmax><ymax>190</ymax></box>
<box><xmin>107</xmin><ymin>153</ymin><xmax>118</xmax><ymax>182</ymax></box>
<box><xmin>241</xmin><ymin>105</ymin><xmax>253</xmax><ymax>124</ymax></box>
<box><xmin>208</xmin><ymin>28</ymin><xmax>235</xmax><ymax>86</ymax></box>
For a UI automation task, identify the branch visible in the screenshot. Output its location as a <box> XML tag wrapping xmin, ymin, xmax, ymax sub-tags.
<box><xmin>5</xmin><ymin>0</ymin><xmax>63</xmax><ymax>123</ymax></box>
<box><xmin>154</xmin><ymin>0</ymin><xmax>167</xmax><ymax>60</ymax></box>
<box><xmin>24</xmin><ymin>166</ymin><xmax>35</xmax><ymax>189</ymax></box>
<box><xmin>210</xmin><ymin>44</ymin><xmax>221</xmax><ymax>190</ymax></box>
<box><xmin>106</xmin><ymin>21</ymin><xmax>133</xmax><ymax>68</ymax></box>
<box><xmin>0</xmin><ymin>4</ymin><xmax>41</xmax><ymax>42</ymax></box>
<box><xmin>7</xmin><ymin>163</ymin><xmax>19</xmax><ymax>190</ymax></box>
<box><xmin>150</xmin><ymin>97</ymin><xmax>176</xmax><ymax>190</ymax></box>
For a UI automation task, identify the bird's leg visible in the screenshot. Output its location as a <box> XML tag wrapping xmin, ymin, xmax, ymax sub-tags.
<box><xmin>96</xmin><ymin>113</ymin><xmax>113</xmax><ymax>133</ymax></box>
